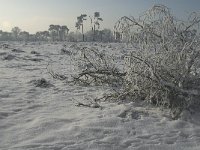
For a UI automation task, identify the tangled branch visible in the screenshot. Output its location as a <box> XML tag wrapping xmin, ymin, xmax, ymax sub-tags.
<box><xmin>115</xmin><ymin>4</ymin><xmax>200</xmax><ymax>117</ymax></box>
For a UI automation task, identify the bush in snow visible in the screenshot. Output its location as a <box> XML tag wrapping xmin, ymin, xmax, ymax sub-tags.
<box><xmin>31</xmin><ymin>78</ymin><xmax>54</xmax><ymax>88</ymax></box>
<box><xmin>115</xmin><ymin>4</ymin><xmax>200</xmax><ymax>118</ymax></box>
<box><xmin>71</xmin><ymin>46</ymin><xmax>125</xmax><ymax>86</ymax></box>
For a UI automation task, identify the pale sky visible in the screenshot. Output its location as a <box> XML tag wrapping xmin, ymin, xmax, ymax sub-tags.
<box><xmin>0</xmin><ymin>0</ymin><xmax>199</xmax><ymax>34</ymax></box>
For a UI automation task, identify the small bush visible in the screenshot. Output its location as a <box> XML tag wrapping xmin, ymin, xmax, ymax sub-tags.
<box><xmin>72</xmin><ymin>46</ymin><xmax>125</xmax><ymax>86</ymax></box>
<box><xmin>30</xmin><ymin>51</ymin><xmax>40</xmax><ymax>55</ymax></box>
<box><xmin>31</xmin><ymin>78</ymin><xmax>53</xmax><ymax>88</ymax></box>
<box><xmin>2</xmin><ymin>54</ymin><xmax>16</xmax><ymax>60</ymax></box>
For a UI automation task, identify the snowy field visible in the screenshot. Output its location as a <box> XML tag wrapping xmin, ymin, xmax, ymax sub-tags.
<box><xmin>1</xmin><ymin>42</ymin><xmax>200</xmax><ymax>150</ymax></box>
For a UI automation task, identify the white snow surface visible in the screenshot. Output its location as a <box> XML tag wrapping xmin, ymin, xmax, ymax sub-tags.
<box><xmin>1</xmin><ymin>42</ymin><xmax>200</xmax><ymax>150</ymax></box>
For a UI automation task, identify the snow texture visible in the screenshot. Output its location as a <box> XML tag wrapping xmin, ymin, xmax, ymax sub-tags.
<box><xmin>1</xmin><ymin>42</ymin><xmax>200</xmax><ymax>150</ymax></box>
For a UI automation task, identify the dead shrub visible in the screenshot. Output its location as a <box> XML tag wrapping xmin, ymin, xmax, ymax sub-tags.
<box><xmin>115</xmin><ymin>4</ymin><xmax>200</xmax><ymax>117</ymax></box>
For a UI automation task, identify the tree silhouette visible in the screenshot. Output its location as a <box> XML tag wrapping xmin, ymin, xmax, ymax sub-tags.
<box><xmin>36</xmin><ymin>31</ymin><xmax>49</xmax><ymax>41</ymax></box>
<box><xmin>19</xmin><ymin>31</ymin><xmax>29</xmax><ymax>41</ymax></box>
<box><xmin>49</xmin><ymin>25</ymin><xmax>69</xmax><ymax>41</ymax></box>
<box><xmin>90</xmin><ymin>12</ymin><xmax>103</xmax><ymax>41</ymax></box>
<box><xmin>42</xmin><ymin>31</ymin><xmax>50</xmax><ymax>41</ymax></box>
<box><xmin>75</xmin><ymin>14</ymin><xmax>87</xmax><ymax>41</ymax></box>
<box><xmin>60</xmin><ymin>26</ymin><xmax>69</xmax><ymax>41</ymax></box>
<box><xmin>11</xmin><ymin>27</ymin><xmax>21</xmax><ymax>40</ymax></box>
<box><xmin>0</xmin><ymin>24</ymin><xmax>69</xmax><ymax>41</ymax></box>
<box><xmin>0</xmin><ymin>31</ymin><xmax>12</xmax><ymax>41</ymax></box>
<box><xmin>49</xmin><ymin>25</ymin><xmax>57</xmax><ymax>41</ymax></box>
<box><xmin>54</xmin><ymin>25</ymin><xmax>61</xmax><ymax>40</ymax></box>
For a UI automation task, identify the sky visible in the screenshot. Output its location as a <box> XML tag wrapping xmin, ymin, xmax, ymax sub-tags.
<box><xmin>0</xmin><ymin>0</ymin><xmax>199</xmax><ymax>34</ymax></box>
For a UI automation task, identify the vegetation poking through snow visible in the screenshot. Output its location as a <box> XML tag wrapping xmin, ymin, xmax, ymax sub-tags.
<box><xmin>72</xmin><ymin>98</ymin><xmax>103</xmax><ymax>109</ymax></box>
<box><xmin>31</xmin><ymin>78</ymin><xmax>54</xmax><ymax>88</ymax></box>
<box><xmin>71</xmin><ymin>46</ymin><xmax>126</xmax><ymax>86</ymax></box>
<box><xmin>48</xmin><ymin>44</ymin><xmax>125</xmax><ymax>86</ymax></box>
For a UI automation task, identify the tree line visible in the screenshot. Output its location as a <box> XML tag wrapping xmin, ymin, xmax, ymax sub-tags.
<box><xmin>0</xmin><ymin>12</ymin><xmax>118</xmax><ymax>42</ymax></box>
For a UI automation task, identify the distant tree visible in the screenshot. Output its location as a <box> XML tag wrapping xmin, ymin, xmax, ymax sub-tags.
<box><xmin>0</xmin><ymin>30</ymin><xmax>3</xmax><ymax>40</ymax></box>
<box><xmin>89</xmin><ymin>12</ymin><xmax>103</xmax><ymax>41</ymax></box>
<box><xmin>0</xmin><ymin>31</ymin><xmax>12</xmax><ymax>41</ymax></box>
<box><xmin>48</xmin><ymin>24</ymin><xmax>69</xmax><ymax>41</ymax></box>
<box><xmin>68</xmin><ymin>32</ymin><xmax>76</xmax><ymax>42</ymax></box>
<box><xmin>67</xmin><ymin>31</ymin><xmax>82</xmax><ymax>42</ymax></box>
<box><xmin>60</xmin><ymin>26</ymin><xmax>69</xmax><ymax>41</ymax></box>
<box><xmin>0</xmin><ymin>24</ymin><xmax>70</xmax><ymax>42</ymax></box>
<box><xmin>101</xmin><ymin>29</ymin><xmax>114</xmax><ymax>42</ymax></box>
<box><xmin>42</xmin><ymin>31</ymin><xmax>50</xmax><ymax>41</ymax></box>
<box><xmin>11</xmin><ymin>27</ymin><xmax>21</xmax><ymax>40</ymax></box>
<box><xmin>54</xmin><ymin>25</ymin><xmax>61</xmax><ymax>40</ymax></box>
<box><xmin>35</xmin><ymin>32</ymin><xmax>42</xmax><ymax>41</ymax></box>
<box><xmin>49</xmin><ymin>25</ymin><xmax>57</xmax><ymax>41</ymax></box>
<box><xmin>114</xmin><ymin>31</ymin><xmax>123</xmax><ymax>42</ymax></box>
<box><xmin>85</xmin><ymin>28</ymin><xmax>114</xmax><ymax>42</ymax></box>
<box><xmin>19</xmin><ymin>31</ymin><xmax>29</xmax><ymax>41</ymax></box>
<box><xmin>35</xmin><ymin>32</ymin><xmax>41</xmax><ymax>41</ymax></box>
<box><xmin>35</xmin><ymin>31</ymin><xmax>50</xmax><ymax>41</ymax></box>
<box><xmin>75</xmin><ymin>14</ymin><xmax>87</xmax><ymax>41</ymax></box>
<box><xmin>85</xmin><ymin>30</ymin><xmax>93</xmax><ymax>41</ymax></box>
<box><xmin>94</xmin><ymin>12</ymin><xmax>103</xmax><ymax>29</ymax></box>
<box><xmin>29</xmin><ymin>34</ymin><xmax>36</xmax><ymax>41</ymax></box>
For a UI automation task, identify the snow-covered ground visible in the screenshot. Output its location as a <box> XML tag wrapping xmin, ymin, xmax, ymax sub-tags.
<box><xmin>1</xmin><ymin>42</ymin><xmax>200</xmax><ymax>150</ymax></box>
